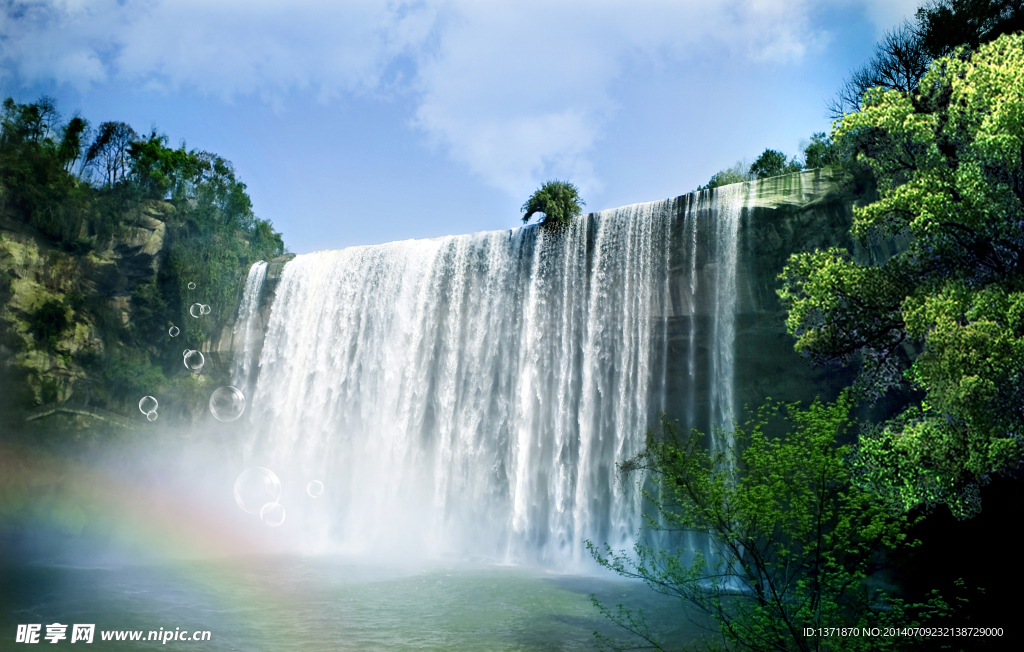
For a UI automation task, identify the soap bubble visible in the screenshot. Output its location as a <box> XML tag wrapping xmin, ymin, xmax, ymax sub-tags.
<box><xmin>168</xmin><ymin>325</ymin><xmax>180</xmax><ymax>337</ymax></box>
<box><xmin>201</xmin><ymin>304</ymin><xmax>211</xmax><ymax>315</ymax></box>
<box><xmin>260</xmin><ymin>502</ymin><xmax>286</xmax><ymax>527</ymax></box>
<box><xmin>139</xmin><ymin>396</ymin><xmax>158</xmax><ymax>415</ymax></box>
<box><xmin>183</xmin><ymin>349</ymin><xmax>192</xmax><ymax>358</ymax></box>
<box><xmin>184</xmin><ymin>350</ymin><xmax>205</xmax><ymax>371</ymax></box>
<box><xmin>307</xmin><ymin>480</ymin><xmax>324</xmax><ymax>498</ymax></box>
<box><xmin>187</xmin><ymin>282</ymin><xmax>196</xmax><ymax>290</ymax></box>
<box><xmin>190</xmin><ymin>303</ymin><xmax>203</xmax><ymax>318</ymax></box>
<box><xmin>209</xmin><ymin>386</ymin><xmax>246</xmax><ymax>422</ymax></box>
<box><xmin>234</xmin><ymin>468</ymin><xmax>282</xmax><ymax>515</ymax></box>
<box><xmin>147</xmin><ymin>410</ymin><xmax>158</xmax><ymax>422</ymax></box>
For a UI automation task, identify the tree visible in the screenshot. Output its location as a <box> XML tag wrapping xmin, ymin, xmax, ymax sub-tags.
<box><xmin>588</xmin><ymin>392</ymin><xmax>952</xmax><ymax>652</ymax></box>
<box><xmin>128</xmin><ymin>130</ymin><xmax>196</xmax><ymax>200</ymax></box>
<box><xmin>57</xmin><ymin>116</ymin><xmax>89</xmax><ymax>173</ymax></box>
<box><xmin>698</xmin><ymin>161</ymin><xmax>752</xmax><ymax>191</ymax></box>
<box><xmin>85</xmin><ymin>121</ymin><xmax>139</xmax><ymax>186</ymax></box>
<box><xmin>828</xmin><ymin>24</ymin><xmax>932</xmax><ymax>119</ymax></box>
<box><xmin>915</xmin><ymin>0</ymin><xmax>1024</xmax><ymax>58</ymax></box>
<box><xmin>778</xmin><ymin>33</ymin><xmax>1024</xmax><ymax>518</ymax></box>
<box><xmin>802</xmin><ymin>133</ymin><xmax>842</xmax><ymax>169</ymax></box>
<box><xmin>0</xmin><ymin>97</ymin><xmax>95</xmax><ymax>244</ymax></box>
<box><xmin>521</xmin><ymin>180</ymin><xmax>585</xmax><ymax>229</ymax></box>
<box><xmin>749</xmin><ymin>148</ymin><xmax>802</xmax><ymax>180</ymax></box>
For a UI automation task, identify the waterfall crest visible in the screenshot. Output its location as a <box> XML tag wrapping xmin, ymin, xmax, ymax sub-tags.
<box><xmin>242</xmin><ymin>184</ymin><xmax>754</xmax><ymax>566</ymax></box>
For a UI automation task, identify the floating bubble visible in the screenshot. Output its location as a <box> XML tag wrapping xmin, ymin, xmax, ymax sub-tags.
<box><xmin>139</xmin><ymin>396</ymin><xmax>158</xmax><ymax>415</ymax></box>
<box><xmin>260</xmin><ymin>502</ymin><xmax>286</xmax><ymax>527</ymax></box>
<box><xmin>183</xmin><ymin>349</ymin><xmax>192</xmax><ymax>358</ymax></box>
<box><xmin>168</xmin><ymin>325</ymin><xmax>180</xmax><ymax>337</ymax></box>
<box><xmin>209</xmin><ymin>386</ymin><xmax>245</xmax><ymax>422</ymax></box>
<box><xmin>147</xmin><ymin>410</ymin><xmax>158</xmax><ymax>422</ymax></box>
<box><xmin>307</xmin><ymin>480</ymin><xmax>324</xmax><ymax>498</ymax></box>
<box><xmin>201</xmin><ymin>304</ymin><xmax>211</xmax><ymax>315</ymax></box>
<box><xmin>189</xmin><ymin>303</ymin><xmax>203</xmax><ymax>318</ymax></box>
<box><xmin>187</xmin><ymin>282</ymin><xmax>196</xmax><ymax>290</ymax></box>
<box><xmin>234</xmin><ymin>468</ymin><xmax>282</xmax><ymax>515</ymax></box>
<box><xmin>184</xmin><ymin>350</ymin><xmax>205</xmax><ymax>371</ymax></box>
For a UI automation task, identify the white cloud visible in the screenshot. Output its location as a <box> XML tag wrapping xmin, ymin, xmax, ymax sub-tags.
<box><xmin>1</xmin><ymin>0</ymin><xmax>835</xmax><ymax>195</ymax></box>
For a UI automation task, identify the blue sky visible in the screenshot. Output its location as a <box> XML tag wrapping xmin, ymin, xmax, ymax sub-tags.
<box><xmin>2</xmin><ymin>0</ymin><xmax>921</xmax><ymax>254</ymax></box>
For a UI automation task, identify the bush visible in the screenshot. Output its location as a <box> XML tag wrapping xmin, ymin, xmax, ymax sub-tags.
<box><xmin>27</xmin><ymin>299</ymin><xmax>69</xmax><ymax>351</ymax></box>
<box><xmin>588</xmin><ymin>392</ymin><xmax>958</xmax><ymax>651</ymax></box>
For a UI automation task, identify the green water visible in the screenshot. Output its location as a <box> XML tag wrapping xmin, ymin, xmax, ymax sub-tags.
<box><xmin>2</xmin><ymin>557</ymin><xmax>717</xmax><ymax>650</ymax></box>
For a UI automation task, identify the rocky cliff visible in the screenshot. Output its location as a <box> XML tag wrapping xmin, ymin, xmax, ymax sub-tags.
<box><xmin>0</xmin><ymin>194</ymin><xmax>175</xmax><ymax>412</ymax></box>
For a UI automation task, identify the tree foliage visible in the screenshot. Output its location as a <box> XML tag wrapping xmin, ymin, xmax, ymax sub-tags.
<box><xmin>0</xmin><ymin>98</ymin><xmax>96</xmax><ymax>246</ymax></box>
<box><xmin>829</xmin><ymin>1</ymin><xmax>1022</xmax><ymax>119</ymax></box>
<box><xmin>802</xmin><ymin>133</ymin><xmax>844</xmax><ymax>169</ymax></box>
<box><xmin>778</xmin><ymin>33</ymin><xmax>1024</xmax><ymax>518</ymax></box>
<box><xmin>521</xmin><ymin>180</ymin><xmax>585</xmax><ymax>229</ymax></box>
<box><xmin>915</xmin><ymin>0</ymin><xmax>1024</xmax><ymax>58</ymax></box>
<box><xmin>1</xmin><ymin>95</ymin><xmax>285</xmax><ymax>415</ymax></box>
<box><xmin>698</xmin><ymin>161</ymin><xmax>753</xmax><ymax>191</ymax></box>
<box><xmin>828</xmin><ymin>24</ymin><xmax>932</xmax><ymax>119</ymax></box>
<box><xmin>750</xmin><ymin>148</ymin><xmax>803</xmax><ymax>180</ymax></box>
<box><xmin>85</xmin><ymin>121</ymin><xmax>139</xmax><ymax>186</ymax></box>
<box><xmin>588</xmin><ymin>393</ymin><xmax>954</xmax><ymax>651</ymax></box>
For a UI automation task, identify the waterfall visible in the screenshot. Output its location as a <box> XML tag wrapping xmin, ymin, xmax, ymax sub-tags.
<box><xmin>232</xmin><ymin>261</ymin><xmax>268</xmax><ymax>393</ymax></box>
<box><xmin>708</xmin><ymin>183</ymin><xmax>746</xmax><ymax>447</ymax></box>
<box><xmin>240</xmin><ymin>184</ymin><xmax>753</xmax><ymax>567</ymax></box>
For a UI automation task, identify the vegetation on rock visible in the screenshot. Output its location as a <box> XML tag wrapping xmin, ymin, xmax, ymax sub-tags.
<box><xmin>0</xmin><ymin>95</ymin><xmax>285</xmax><ymax>419</ymax></box>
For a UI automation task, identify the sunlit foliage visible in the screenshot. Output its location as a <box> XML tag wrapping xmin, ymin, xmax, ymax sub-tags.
<box><xmin>778</xmin><ymin>33</ymin><xmax>1024</xmax><ymax>518</ymax></box>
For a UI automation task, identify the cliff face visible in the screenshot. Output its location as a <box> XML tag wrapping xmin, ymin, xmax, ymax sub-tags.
<box><xmin>0</xmin><ymin>195</ymin><xmax>173</xmax><ymax>412</ymax></box>
<box><xmin>663</xmin><ymin>169</ymin><xmax>901</xmax><ymax>430</ymax></box>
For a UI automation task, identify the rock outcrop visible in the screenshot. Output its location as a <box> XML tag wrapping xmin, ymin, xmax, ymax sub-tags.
<box><xmin>0</xmin><ymin>198</ymin><xmax>173</xmax><ymax>409</ymax></box>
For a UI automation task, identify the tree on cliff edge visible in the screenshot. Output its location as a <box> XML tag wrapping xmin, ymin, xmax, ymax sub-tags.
<box><xmin>521</xmin><ymin>180</ymin><xmax>585</xmax><ymax>230</ymax></box>
<box><xmin>778</xmin><ymin>33</ymin><xmax>1024</xmax><ymax>519</ymax></box>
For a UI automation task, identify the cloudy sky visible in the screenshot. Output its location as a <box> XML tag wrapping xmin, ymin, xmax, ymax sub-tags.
<box><xmin>1</xmin><ymin>0</ymin><xmax>920</xmax><ymax>253</ymax></box>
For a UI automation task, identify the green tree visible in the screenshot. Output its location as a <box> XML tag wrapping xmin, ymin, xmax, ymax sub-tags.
<box><xmin>128</xmin><ymin>130</ymin><xmax>197</xmax><ymax>200</ymax></box>
<box><xmin>521</xmin><ymin>180</ymin><xmax>585</xmax><ymax>229</ymax></box>
<box><xmin>803</xmin><ymin>133</ymin><xmax>843</xmax><ymax>169</ymax></box>
<box><xmin>698</xmin><ymin>161</ymin><xmax>752</xmax><ymax>191</ymax></box>
<box><xmin>750</xmin><ymin>148</ymin><xmax>802</xmax><ymax>179</ymax></box>
<box><xmin>0</xmin><ymin>97</ymin><xmax>96</xmax><ymax>245</ymax></box>
<box><xmin>777</xmin><ymin>33</ymin><xmax>1024</xmax><ymax>518</ymax></box>
<box><xmin>588</xmin><ymin>392</ymin><xmax>951</xmax><ymax>651</ymax></box>
<box><xmin>57</xmin><ymin>116</ymin><xmax>89</xmax><ymax>173</ymax></box>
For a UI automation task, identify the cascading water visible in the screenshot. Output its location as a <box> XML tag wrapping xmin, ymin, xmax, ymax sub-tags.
<box><xmin>240</xmin><ymin>182</ymin><xmax>755</xmax><ymax>567</ymax></box>
<box><xmin>232</xmin><ymin>261</ymin><xmax>268</xmax><ymax>394</ymax></box>
<box><xmin>709</xmin><ymin>183</ymin><xmax>745</xmax><ymax>446</ymax></box>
